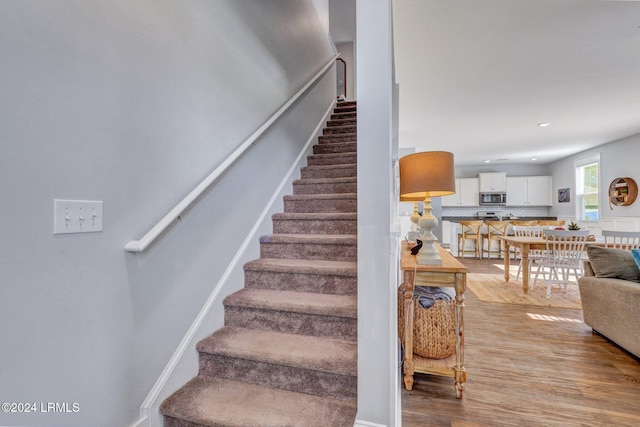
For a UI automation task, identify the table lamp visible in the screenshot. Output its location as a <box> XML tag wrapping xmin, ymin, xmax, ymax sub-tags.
<box><xmin>400</xmin><ymin>194</ymin><xmax>424</xmax><ymax>242</ymax></box>
<box><xmin>399</xmin><ymin>151</ymin><xmax>455</xmax><ymax>265</ymax></box>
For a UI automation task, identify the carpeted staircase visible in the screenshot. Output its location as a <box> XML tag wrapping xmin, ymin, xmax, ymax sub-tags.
<box><xmin>160</xmin><ymin>101</ymin><xmax>358</xmax><ymax>427</ymax></box>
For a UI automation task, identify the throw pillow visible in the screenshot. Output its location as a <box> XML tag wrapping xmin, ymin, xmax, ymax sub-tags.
<box><xmin>632</xmin><ymin>249</ymin><xmax>640</xmax><ymax>270</ymax></box>
<box><xmin>586</xmin><ymin>245</ymin><xmax>640</xmax><ymax>283</ymax></box>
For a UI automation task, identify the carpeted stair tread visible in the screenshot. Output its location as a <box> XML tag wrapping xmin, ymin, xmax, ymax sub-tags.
<box><xmin>323</xmin><ymin>125</ymin><xmax>357</xmax><ymax>135</ymax></box>
<box><xmin>272</xmin><ymin>212</ymin><xmax>357</xmax><ymax>220</ymax></box>
<box><xmin>293</xmin><ymin>176</ymin><xmax>356</xmax><ymax>185</ymax></box>
<box><xmin>301</xmin><ymin>163</ymin><xmax>357</xmax><ymax>171</ymax></box>
<box><xmin>327</xmin><ymin>118</ymin><xmax>356</xmax><ymax>127</ymax></box>
<box><xmin>161</xmin><ymin>375</ymin><xmax>357</xmax><ymax>427</ymax></box>
<box><xmin>284</xmin><ymin>193</ymin><xmax>357</xmax><ymax>201</ymax></box>
<box><xmin>300</xmin><ymin>164</ymin><xmax>356</xmax><ymax>179</ymax></box>
<box><xmin>334</xmin><ymin>105</ymin><xmax>356</xmax><ymax>113</ymax></box>
<box><xmin>259</xmin><ymin>234</ymin><xmax>357</xmax><ymax>261</ymax></box>
<box><xmin>283</xmin><ymin>193</ymin><xmax>357</xmax><ymax>213</ymax></box>
<box><xmin>244</xmin><ymin>258</ymin><xmax>357</xmax><ymax>276</ymax></box>
<box><xmin>224</xmin><ymin>289</ymin><xmax>357</xmax><ymax>319</ymax></box>
<box><xmin>331</xmin><ymin>112</ymin><xmax>356</xmax><ymax>120</ymax></box>
<box><xmin>197</xmin><ymin>326</ymin><xmax>357</xmax><ymax>375</ymax></box>
<box><xmin>307</xmin><ymin>152</ymin><xmax>357</xmax><ymax>166</ymax></box>
<box><xmin>318</xmin><ymin>132</ymin><xmax>358</xmax><ymax>140</ymax></box>
<box><xmin>313</xmin><ymin>141</ymin><xmax>356</xmax><ymax>155</ymax></box>
<box><xmin>259</xmin><ymin>233</ymin><xmax>357</xmax><ymax>245</ymax></box>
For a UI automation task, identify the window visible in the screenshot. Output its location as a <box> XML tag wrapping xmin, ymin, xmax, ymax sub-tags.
<box><xmin>575</xmin><ymin>154</ymin><xmax>600</xmax><ymax>221</ymax></box>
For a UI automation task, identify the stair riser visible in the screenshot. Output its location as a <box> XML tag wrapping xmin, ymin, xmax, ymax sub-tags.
<box><xmin>293</xmin><ymin>181</ymin><xmax>357</xmax><ymax>195</ymax></box>
<box><xmin>224</xmin><ymin>306</ymin><xmax>357</xmax><ymax>341</ymax></box>
<box><xmin>313</xmin><ymin>143</ymin><xmax>356</xmax><ymax>155</ymax></box>
<box><xmin>284</xmin><ymin>197</ymin><xmax>356</xmax><ymax>213</ymax></box>
<box><xmin>244</xmin><ymin>270</ymin><xmax>357</xmax><ymax>296</ymax></box>
<box><xmin>272</xmin><ymin>218</ymin><xmax>357</xmax><ymax>235</ymax></box>
<box><xmin>327</xmin><ymin>119</ymin><xmax>356</xmax><ymax>127</ymax></box>
<box><xmin>199</xmin><ymin>354</ymin><xmax>357</xmax><ymax>401</ymax></box>
<box><xmin>318</xmin><ymin>134</ymin><xmax>356</xmax><ymax>144</ymax></box>
<box><xmin>334</xmin><ymin>105</ymin><xmax>356</xmax><ymax>113</ymax></box>
<box><xmin>331</xmin><ymin>112</ymin><xmax>356</xmax><ymax>120</ymax></box>
<box><xmin>260</xmin><ymin>242</ymin><xmax>356</xmax><ymax>261</ymax></box>
<box><xmin>163</xmin><ymin>416</ymin><xmax>205</xmax><ymax>427</ymax></box>
<box><xmin>307</xmin><ymin>153</ymin><xmax>357</xmax><ymax>166</ymax></box>
<box><xmin>300</xmin><ymin>167</ymin><xmax>356</xmax><ymax>179</ymax></box>
<box><xmin>323</xmin><ymin>125</ymin><xmax>357</xmax><ymax>135</ymax></box>
<box><xmin>336</xmin><ymin>101</ymin><xmax>357</xmax><ymax>107</ymax></box>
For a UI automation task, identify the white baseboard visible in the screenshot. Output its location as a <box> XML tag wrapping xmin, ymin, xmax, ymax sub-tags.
<box><xmin>354</xmin><ymin>420</ymin><xmax>388</xmax><ymax>427</ymax></box>
<box><xmin>131</xmin><ymin>100</ymin><xmax>336</xmax><ymax>427</ymax></box>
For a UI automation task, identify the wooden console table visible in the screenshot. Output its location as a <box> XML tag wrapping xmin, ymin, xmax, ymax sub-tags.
<box><xmin>399</xmin><ymin>242</ymin><xmax>468</xmax><ymax>398</ymax></box>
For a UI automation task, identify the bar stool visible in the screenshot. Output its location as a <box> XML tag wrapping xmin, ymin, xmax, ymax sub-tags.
<box><xmin>458</xmin><ymin>220</ymin><xmax>484</xmax><ymax>259</ymax></box>
<box><xmin>511</xmin><ymin>220</ymin><xmax>538</xmax><ymax>226</ymax></box>
<box><xmin>537</xmin><ymin>220</ymin><xmax>566</xmax><ymax>227</ymax></box>
<box><xmin>483</xmin><ymin>220</ymin><xmax>510</xmax><ymax>259</ymax></box>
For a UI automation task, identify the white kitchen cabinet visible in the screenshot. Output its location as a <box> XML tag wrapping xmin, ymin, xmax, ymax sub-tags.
<box><xmin>442</xmin><ymin>178</ymin><xmax>479</xmax><ymax>207</ymax></box>
<box><xmin>478</xmin><ymin>172</ymin><xmax>507</xmax><ymax>192</ymax></box>
<box><xmin>506</xmin><ymin>176</ymin><xmax>552</xmax><ymax>206</ymax></box>
<box><xmin>441</xmin><ymin>220</ymin><xmax>451</xmax><ymax>247</ymax></box>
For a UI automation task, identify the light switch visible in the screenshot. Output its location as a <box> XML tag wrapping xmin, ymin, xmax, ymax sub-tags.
<box><xmin>53</xmin><ymin>199</ymin><xmax>103</xmax><ymax>235</ymax></box>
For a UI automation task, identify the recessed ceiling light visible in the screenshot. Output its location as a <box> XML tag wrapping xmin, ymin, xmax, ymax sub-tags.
<box><xmin>531</xmin><ymin>157</ymin><xmax>538</xmax><ymax>161</ymax></box>
<box><xmin>537</xmin><ymin>122</ymin><xmax>551</xmax><ymax>127</ymax></box>
<box><xmin>484</xmin><ymin>160</ymin><xmax>491</xmax><ymax>163</ymax></box>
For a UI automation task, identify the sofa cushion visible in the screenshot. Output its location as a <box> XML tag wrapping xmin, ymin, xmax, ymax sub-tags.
<box><xmin>586</xmin><ymin>245</ymin><xmax>640</xmax><ymax>283</ymax></box>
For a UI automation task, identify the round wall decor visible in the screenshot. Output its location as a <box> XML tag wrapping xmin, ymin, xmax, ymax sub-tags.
<box><xmin>609</xmin><ymin>177</ymin><xmax>638</xmax><ymax>208</ymax></box>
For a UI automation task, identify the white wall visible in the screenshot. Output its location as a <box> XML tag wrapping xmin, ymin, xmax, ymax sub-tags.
<box><xmin>356</xmin><ymin>1</ymin><xmax>399</xmax><ymax>426</ymax></box>
<box><xmin>0</xmin><ymin>2</ymin><xmax>334</xmax><ymax>426</ymax></box>
<box><xmin>549</xmin><ymin>132</ymin><xmax>640</xmax><ymax>220</ymax></box>
<box><xmin>337</xmin><ymin>42</ymin><xmax>356</xmax><ymax>100</ymax></box>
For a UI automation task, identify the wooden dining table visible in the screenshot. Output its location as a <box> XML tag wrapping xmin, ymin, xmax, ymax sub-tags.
<box><xmin>499</xmin><ymin>234</ymin><xmax>600</xmax><ymax>293</ymax></box>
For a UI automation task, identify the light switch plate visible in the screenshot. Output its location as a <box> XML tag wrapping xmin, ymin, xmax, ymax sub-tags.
<box><xmin>53</xmin><ymin>199</ymin><xmax>103</xmax><ymax>235</ymax></box>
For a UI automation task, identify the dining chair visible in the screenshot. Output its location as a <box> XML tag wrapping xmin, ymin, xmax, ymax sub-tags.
<box><xmin>457</xmin><ymin>220</ymin><xmax>484</xmax><ymax>259</ymax></box>
<box><xmin>483</xmin><ymin>221</ymin><xmax>510</xmax><ymax>259</ymax></box>
<box><xmin>602</xmin><ymin>230</ymin><xmax>640</xmax><ymax>250</ymax></box>
<box><xmin>532</xmin><ymin>229</ymin><xmax>590</xmax><ymax>298</ymax></box>
<box><xmin>512</xmin><ymin>225</ymin><xmax>544</xmax><ymax>281</ymax></box>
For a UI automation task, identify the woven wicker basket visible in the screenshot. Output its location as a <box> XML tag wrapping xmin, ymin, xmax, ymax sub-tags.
<box><xmin>413</xmin><ymin>299</ymin><xmax>456</xmax><ymax>359</ymax></box>
<box><xmin>398</xmin><ymin>286</ymin><xmax>456</xmax><ymax>360</ymax></box>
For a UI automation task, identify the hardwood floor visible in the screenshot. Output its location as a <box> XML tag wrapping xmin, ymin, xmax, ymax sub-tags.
<box><xmin>401</xmin><ymin>256</ymin><xmax>640</xmax><ymax>426</ymax></box>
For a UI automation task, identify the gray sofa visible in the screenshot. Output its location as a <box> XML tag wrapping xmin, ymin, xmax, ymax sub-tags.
<box><xmin>579</xmin><ymin>246</ymin><xmax>640</xmax><ymax>358</ymax></box>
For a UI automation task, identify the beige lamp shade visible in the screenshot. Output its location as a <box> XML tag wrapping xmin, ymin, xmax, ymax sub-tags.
<box><xmin>399</xmin><ymin>151</ymin><xmax>456</xmax><ymax>198</ymax></box>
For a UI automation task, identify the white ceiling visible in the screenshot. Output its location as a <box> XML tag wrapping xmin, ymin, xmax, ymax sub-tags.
<box><xmin>392</xmin><ymin>0</ymin><xmax>640</xmax><ymax>166</ymax></box>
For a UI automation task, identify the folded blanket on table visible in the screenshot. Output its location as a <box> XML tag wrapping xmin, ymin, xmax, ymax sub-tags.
<box><xmin>414</xmin><ymin>286</ymin><xmax>455</xmax><ymax>309</ymax></box>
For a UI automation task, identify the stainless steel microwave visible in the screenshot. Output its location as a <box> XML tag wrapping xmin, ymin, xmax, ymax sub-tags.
<box><xmin>479</xmin><ymin>192</ymin><xmax>506</xmax><ymax>206</ymax></box>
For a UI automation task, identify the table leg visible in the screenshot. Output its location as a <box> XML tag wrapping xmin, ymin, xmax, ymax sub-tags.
<box><xmin>503</xmin><ymin>242</ymin><xmax>511</xmax><ymax>282</ymax></box>
<box><xmin>521</xmin><ymin>244</ymin><xmax>530</xmax><ymax>293</ymax></box>
<box><xmin>453</xmin><ymin>272</ymin><xmax>466</xmax><ymax>398</ymax></box>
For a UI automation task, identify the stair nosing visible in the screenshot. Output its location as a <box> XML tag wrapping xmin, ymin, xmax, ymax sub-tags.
<box><xmin>260</xmin><ymin>234</ymin><xmax>357</xmax><ymax>244</ymax></box>
<box><xmin>284</xmin><ymin>193</ymin><xmax>357</xmax><ymax>200</ymax></box>
<box><xmin>224</xmin><ymin>289</ymin><xmax>357</xmax><ymax>319</ymax></box>
<box><xmin>272</xmin><ymin>212</ymin><xmax>357</xmax><ymax>219</ymax></box>
<box><xmin>293</xmin><ymin>177</ymin><xmax>357</xmax><ymax>185</ymax></box>
<box><xmin>160</xmin><ymin>376</ymin><xmax>357</xmax><ymax>426</ymax></box>
<box><xmin>197</xmin><ymin>326</ymin><xmax>357</xmax><ymax>376</ymax></box>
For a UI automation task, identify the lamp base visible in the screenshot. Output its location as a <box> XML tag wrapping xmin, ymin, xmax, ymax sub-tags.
<box><xmin>415</xmin><ymin>195</ymin><xmax>442</xmax><ymax>265</ymax></box>
<box><xmin>416</xmin><ymin>248</ymin><xmax>443</xmax><ymax>265</ymax></box>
